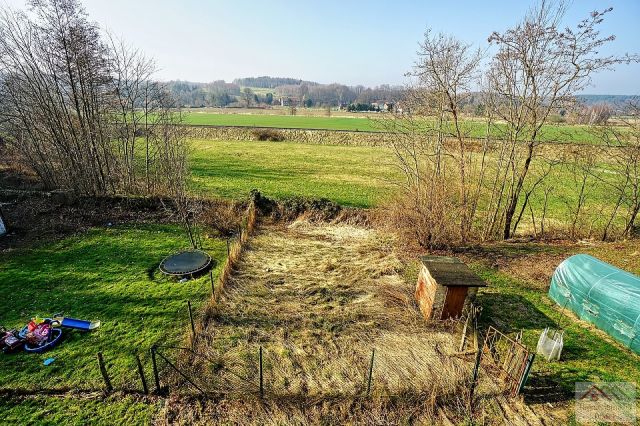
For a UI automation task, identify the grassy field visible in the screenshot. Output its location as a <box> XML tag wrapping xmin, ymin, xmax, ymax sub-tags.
<box><xmin>182</xmin><ymin>111</ymin><xmax>603</xmax><ymax>143</ymax></box>
<box><xmin>189</xmin><ymin>139</ymin><xmax>400</xmax><ymax>207</ymax></box>
<box><xmin>1</xmin><ymin>136</ymin><xmax>635</xmax><ymax>423</ymax></box>
<box><xmin>0</xmin><ymin>224</ymin><xmax>226</xmax><ymax>423</ymax></box>
<box><xmin>183</xmin><ymin>111</ymin><xmax>378</xmax><ymax>132</ymax></box>
<box><xmin>188</xmin><ymin>139</ymin><xmax>621</xmax><ymax>235</ymax></box>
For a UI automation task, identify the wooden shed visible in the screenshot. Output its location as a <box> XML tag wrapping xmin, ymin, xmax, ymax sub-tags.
<box><xmin>415</xmin><ymin>256</ymin><xmax>487</xmax><ymax>320</ymax></box>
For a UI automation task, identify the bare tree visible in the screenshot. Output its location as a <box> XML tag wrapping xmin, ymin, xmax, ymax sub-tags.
<box><xmin>380</xmin><ymin>30</ymin><xmax>485</xmax><ymax>248</ymax></box>
<box><xmin>0</xmin><ymin>0</ymin><xmax>114</xmax><ymax>193</ymax></box>
<box><xmin>486</xmin><ymin>1</ymin><xmax>638</xmax><ymax>239</ymax></box>
<box><xmin>0</xmin><ymin>0</ymin><xmax>188</xmax><ymax>198</ymax></box>
<box><xmin>563</xmin><ymin>147</ymin><xmax>599</xmax><ymax>239</ymax></box>
<box><xmin>596</xmin><ymin>100</ymin><xmax>640</xmax><ymax>239</ymax></box>
<box><xmin>411</xmin><ymin>30</ymin><xmax>484</xmax><ymax>242</ymax></box>
<box><xmin>242</xmin><ymin>87</ymin><xmax>254</xmax><ymax>108</ymax></box>
<box><xmin>580</xmin><ymin>103</ymin><xmax>612</xmax><ymax>125</ymax></box>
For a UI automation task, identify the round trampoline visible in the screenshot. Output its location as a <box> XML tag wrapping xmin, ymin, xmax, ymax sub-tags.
<box><xmin>159</xmin><ymin>250</ymin><xmax>212</xmax><ymax>276</ymax></box>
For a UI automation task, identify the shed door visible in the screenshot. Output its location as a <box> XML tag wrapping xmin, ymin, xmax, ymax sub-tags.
<box><xmin>441</xmin><ymin>287</ymin><xmax>468</xmax><ymax>320</ymax></box>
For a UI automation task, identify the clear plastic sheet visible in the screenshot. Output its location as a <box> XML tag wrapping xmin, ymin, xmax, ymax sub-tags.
<box><xmin>549</xmin><ymin>254</ymin><xmax>640</xmax><ymax>354</ymax></box>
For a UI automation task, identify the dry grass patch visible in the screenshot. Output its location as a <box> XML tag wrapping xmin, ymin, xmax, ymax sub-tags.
<box><xmin>187</xmin><ymin>219</ymin><xmax>470</xmax><ymax>399</ymax></box>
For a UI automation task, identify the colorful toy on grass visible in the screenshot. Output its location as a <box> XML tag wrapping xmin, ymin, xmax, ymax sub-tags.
<box><xmin>19</xmin><ymin>319</ymin><xmax>63</xmax><ymax>354</ymax></box>
<box><xmin>0</xmin><ymin>315</ymin><xmax>100</xmax><ymax>355</ymax></box>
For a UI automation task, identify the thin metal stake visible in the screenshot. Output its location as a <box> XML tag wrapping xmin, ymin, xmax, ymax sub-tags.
<box><xmin>135</xmin><ymin>353</ymin><xmax>148</xmax><ymax>394</ymax></box>
<box><xmin>517</xmin><ymin>353</ymin><xmax>536</xmax><ymax>395</ymax></box>
<box><xmin>97</xmin><ymin>352</ymin><xmax>113</xmax><ymax>392</ymax></box>
<box><xmin>210</xmin><ymin>270</ymin><xmax>215</xmax><ymax>298</ymax></box>
<box><xmin>151</xmin><ymin>345</ymin><xmax>161</xmax><ymax>393</ymax></box>
<box><xmin>470</xmin><ymin>345</ymin><xmax>483</xmax><ymax>402</ymax></box>
<box><xmin>259</xmin><ymin>346</ymin><xmax>264</xmax><ymax>397</ymax></box>
<box><xmin>366</xmin><ymin>349</ymin><xmax>375</xmax><ymax>396</ymax></box>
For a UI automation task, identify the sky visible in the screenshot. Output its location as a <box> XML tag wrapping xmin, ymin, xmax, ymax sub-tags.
<box><xmin>3</xmin><ymin>0</ymin><xmax>640</xmax><ymax>94</ymax></box>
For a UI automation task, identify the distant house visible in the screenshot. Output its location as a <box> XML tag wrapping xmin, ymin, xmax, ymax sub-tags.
<box><xmin>279</xmin><ymin>96</ymin><xmax>300</xmax><ymax>107</ymax></box>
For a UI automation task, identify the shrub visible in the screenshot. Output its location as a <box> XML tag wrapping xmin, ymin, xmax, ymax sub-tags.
<box><xmin>380</xmin><ymin>184</ymin><xmax>462</xmax><ymax>250</ymax></box>
<box><xmin>199</xmin><ymin>201</ymin><xmax>243</xmax><ymax>237</ymax></box>
<box><xmin>252</xmin><ymin>129</ymin><xmax>286</xmax><ymax>141</ymax></box>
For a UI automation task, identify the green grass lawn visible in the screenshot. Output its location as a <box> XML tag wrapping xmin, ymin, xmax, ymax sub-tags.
<box><xmin>183</xmin><ymin>111</ymin><xmax>379</xmax><ymax>132</ymax></box>
<box><xmin>189</xmin><ymin>139</ymin><xmax>401</xmax><ymax>207</ymax></box>
<box><xmin>0</xmin><ymin>224</ymin><xmax>226</xmax><ymax>422</ymax></box>
<box><xmin>0</xmin><ymin>395</ymin><xmax>157</xmax><ymax>425</ymax></box>
<box><xmin>401</xmin><ymin>240</ymin><xmax>640</xmax><ymax>416</ymax></box>
<box><xmin>475</xmin><ymin>266</ymin><xmax>640</xmax><ymax>393</ymax></box>
<box><xmin>182</xmin><ymin>112</ymin><xmax>602</xmax><ymax>143</ymax></box>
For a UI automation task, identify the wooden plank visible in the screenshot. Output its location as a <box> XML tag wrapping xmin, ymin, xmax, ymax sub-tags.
<box><xmin>415</xmin><ymin>267</ymin><xmax>438</xmax><ymax>319</ymax></box>
<box><xmin>420</xmin><ymin>256</ymin><xmax>487</xmax><ymax>287</ymax></box>
<box><xmin>441</xmin><ymin>286</ymin><xmax>468</xmax><ymax>319</ymax></box>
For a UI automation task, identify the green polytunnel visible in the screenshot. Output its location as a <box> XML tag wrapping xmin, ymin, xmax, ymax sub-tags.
<box><xmin>548</xmin><ymin>254</ymin><xmax>640</xmax><ymax>354</ymax></box>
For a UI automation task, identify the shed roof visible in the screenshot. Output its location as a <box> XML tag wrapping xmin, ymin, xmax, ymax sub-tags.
<box><xmin>419</xmin><ymin>256</ymin><xmax>487</xmax><ymax>287</ymax></box>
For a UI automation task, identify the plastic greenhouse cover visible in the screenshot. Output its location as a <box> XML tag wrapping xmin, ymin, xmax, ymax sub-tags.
<box><xmin>549</xmin><ymin>254</ymin><xmax>640</xmax><ymax>354</ymax></box>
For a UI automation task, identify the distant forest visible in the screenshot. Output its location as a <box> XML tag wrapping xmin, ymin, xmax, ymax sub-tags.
<box><xmin>165</xmin><ymin>76</ymin><xmax>637</xmax><ymax>112</ymax></box>
<box><xmin>233</xmin><ymin>76</ymin><xmax>318</xmax><ymax>88</ymax></box>
<box><xmin>165</xmin><ymin>76</ymin><xmax>404</xmax><ymax>108</ymax></box>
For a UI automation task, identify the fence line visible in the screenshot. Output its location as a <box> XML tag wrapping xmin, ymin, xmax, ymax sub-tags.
<box><xmin>212</xmin><ymin>199</ymin><xmax>257</xmax><ymax>303</ymax></box>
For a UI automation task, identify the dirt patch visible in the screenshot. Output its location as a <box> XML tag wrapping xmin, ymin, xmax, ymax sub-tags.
<box><xmin>0</xmin><ymin>192</ymin><xmax>183</xmax><ymax>252</ymax></box>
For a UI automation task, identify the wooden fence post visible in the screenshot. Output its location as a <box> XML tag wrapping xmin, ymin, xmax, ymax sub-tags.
<box><xmin>97</xmin><ymin>352</ymin><xmax>113</xmax><ymax>392</ymax></box>
<box><xmin>366</xmin><ymin>349</ymin><xmax>375</xmax><ymax>396</ymax></box>
<box><xmin>135</xmin><ymin>353</ymin><xmax>148</xmax><ymax>395</ymax></box>
<box><xmin>459</xmin><ymin>314</ymin><xmax>470</xmax><ymax>352</ymax></box>
<box><xmin>188</xmin><ymin>300</ymin><xmax>196</xmax><ymax>346</ymax></box>
<box><xmin>259</xmin><ymin>346</ymin><xmax>264</xmax><ymax>398</ymax></box>
<box><xmin>151</xmin><ymin>345</ymin><xmax>161</xmax><ymax>393</ymax></box>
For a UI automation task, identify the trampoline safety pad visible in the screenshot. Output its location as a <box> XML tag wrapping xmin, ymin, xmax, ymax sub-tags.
<box><xmin>159</xmin><ymin>250</ymin><xmax>212</xmax><ymax>276</ymax></box>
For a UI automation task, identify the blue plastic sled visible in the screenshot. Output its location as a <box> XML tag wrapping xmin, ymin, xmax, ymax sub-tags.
<box><xmin>54</xmin><ymin>317</ymin><xmax>101</xmax><ymax>331</ymax></box>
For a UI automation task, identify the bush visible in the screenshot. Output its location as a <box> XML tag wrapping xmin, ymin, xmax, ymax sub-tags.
<box><xmin>199</xmin><ymin>201</ymin><xmax>244</xmax><ymax>237</ymax></box>
<box><xmin>252</xmin><ymin>129</ymin><xmax>286</xmax><ymax>141</ymax></box>
<box><xmin>380</xmin><ymin>184</ymin><xmax>462</xmax><ymax>250</ymax></box>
